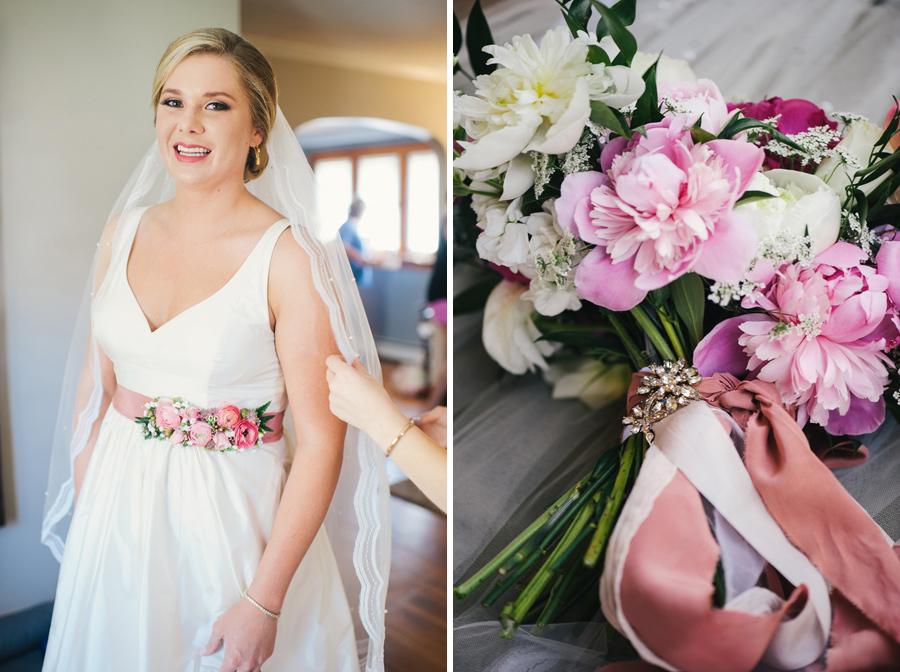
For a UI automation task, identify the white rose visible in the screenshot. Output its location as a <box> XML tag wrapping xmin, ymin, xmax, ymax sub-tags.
<box><xmin>543</xmin><ymin>358</ymin><xmax>632</xmax><ymax>410</ymax></box>
<box><xmin>815</xmin><ymin>119</ymin><xmax>887</xmax><ymax>197</ymax></box>
<box><xmin>631</xmin><ymin>51</ymin><xmax>697</xmax><ymax>84</ymax></box>
<box><xmin>736</xmin><ymin>169</ymin><xmax>841</xmax><ymax>257</ymax></box>
<box><xmin>482</xmin><ymin>280</ymin><xmax>554</xmax><ymax>374</ymax></box>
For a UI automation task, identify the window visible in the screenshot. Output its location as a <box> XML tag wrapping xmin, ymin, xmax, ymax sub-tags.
<box><xmin>311</xmin><ymin>143</ymin><xmax>442</xmax><ymax>264</ymax></box>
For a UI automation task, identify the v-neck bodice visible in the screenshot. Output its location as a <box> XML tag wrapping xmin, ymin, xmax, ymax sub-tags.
<box><xmin>93</xmin><ymin>206</ymin><xmax>290</xmax><ymax>411</ymax></box>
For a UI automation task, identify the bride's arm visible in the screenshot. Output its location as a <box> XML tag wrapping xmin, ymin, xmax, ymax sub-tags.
<box><xmin>73</xmin><ymin>216</ymin><xmax>120</xmax><ymax>503</ymax></box>
<box><xmin>201</xmin><ymin>230</ymin><xmax>346</xmax><ymax>671</ymax></box>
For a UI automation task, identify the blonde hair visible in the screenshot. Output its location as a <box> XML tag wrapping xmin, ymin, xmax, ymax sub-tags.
<box><xmin>152</xmin><ymin>28</ymin><xmax>277</xmax><ymax>181</ymax></box>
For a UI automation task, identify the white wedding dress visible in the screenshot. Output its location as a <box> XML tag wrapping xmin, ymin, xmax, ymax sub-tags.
<box><xmin>43</xmin><ymin>206</ymin><xmax>360</xmax><ymax>672</ymax></box>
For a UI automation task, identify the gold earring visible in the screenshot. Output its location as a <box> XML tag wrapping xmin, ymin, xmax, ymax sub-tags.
<box><xmin>254</xmin><ymin>146</ymin><xmax>261</xmax><ymax>167</ymax></box>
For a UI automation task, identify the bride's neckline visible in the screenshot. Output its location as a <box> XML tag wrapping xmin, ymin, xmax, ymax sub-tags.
<box><xmin>124</xmin><ymin>207</ymin><xmax>287</xmax><ymax>334</ymax></box>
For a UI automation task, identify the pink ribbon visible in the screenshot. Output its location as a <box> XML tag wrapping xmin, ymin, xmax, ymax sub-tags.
<box><xmin>608</xmin><ymin>373</ymin><xmax>900</xmax><ymax>671</ymax></box>
<box><xmin>112</xmin><ymin>385</ymin><xmax>285</xmax><ymax>443</ymax></box>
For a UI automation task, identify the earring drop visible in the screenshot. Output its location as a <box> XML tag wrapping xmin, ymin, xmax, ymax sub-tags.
<box><xmin>254</xmin><ymin>146</ymin><xmax>261</xmax><ymax>167</ymax></box>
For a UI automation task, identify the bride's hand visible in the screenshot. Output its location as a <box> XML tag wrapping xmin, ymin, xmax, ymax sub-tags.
<box><xmin>201</xmin><ymin>598</ymin><xmax>277</xmax><ymax>672</ymax></box>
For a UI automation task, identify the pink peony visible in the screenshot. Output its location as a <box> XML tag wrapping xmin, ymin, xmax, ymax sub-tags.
<box><xmin>183</xmin><ymin>406</ymin><xmax>201</xmax><ymax>422</ymax></box>
<box><xmin>155</xmin><ymin>402</ymin><xmax>182</xmax><ymax>430</ymax></box>
<box><xmin>695</xmin><ymin>242</ymin><xmax>899</xmax><ymax>435</ymax></box>
<box><xmin>213</xmin><ymin>432</ymin><xmax>231</xmax><ymax>451</ymax></box>
<box><xmin>556</xmin><ymin>119</ymin><xmax>764</xmax><ymax>310</ymax></box>
<box><xmin>233</xmin><ymin>419</ymin><xmax>259</xmax><ymax>449</ymax></box>
<box><xmin>169</xmin><ymin>429</ymin><xmax>185</xmax><ymax>446</ymax></box>
<box><xmin>188</xmin><ymin>421</ymin><xmax>214</xmax><ymax>448</ymax></box>
<box><xmin>216</xmin><ymin>404</ymin><xmax>241</xmax><ymax>429</ymax></box>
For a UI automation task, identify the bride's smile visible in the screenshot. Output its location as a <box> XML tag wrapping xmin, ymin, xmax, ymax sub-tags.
<box><xmin>156</xmin><ymin>52</ymin><xmax>261</xmax><ymax>187</ymax></box>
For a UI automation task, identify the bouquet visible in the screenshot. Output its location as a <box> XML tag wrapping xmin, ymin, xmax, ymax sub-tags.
<box><xmin>453</xmin><ymin>0</ymin><xmax>900</xmax><ymax>668</ymax></box>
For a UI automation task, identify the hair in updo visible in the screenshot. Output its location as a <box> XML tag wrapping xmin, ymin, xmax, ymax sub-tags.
<box><xmin>151</xmin><ymin>28</ymin><xmax>277</xmax><ymax>182</ymax></box>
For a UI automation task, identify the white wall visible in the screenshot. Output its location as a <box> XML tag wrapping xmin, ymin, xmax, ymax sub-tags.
<box><xmin>0</xmin><ymin>0</ymin><xmax>240</xmax><ymax>616</ymax></box>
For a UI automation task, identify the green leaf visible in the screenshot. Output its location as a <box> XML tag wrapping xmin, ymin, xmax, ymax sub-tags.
<box><xmin>453</xmin><ymin>13</ymin><xmax>463</xmax><ymax>62</ymax></box>
<box><xmin>735</xmin><ymin>190</ymin><xmax>778</xmax><ymax>206</ymax></box>
<box><xmin>569</xmin><ymin>0</ymin><xmax>592</xmax><ymax>28</ymax></box>
<box><xmin>671</xmin><ymin>273</ymin><xmax>705</xmax><ymax>349</ymax></box>
<box><xmin>630</xmin><ymin>57</ymin><xmax>661</xmax><ymax>127</ymax></box>
<box><xmin>465</xmin><ymin>0</ymin><xmax>495</xmax><ymax>77</ymax></box>
<box><xmin>590</xmin><ymin>100</ymin><xmax>631</xmax><ymax>138</ymax></box>
<box><xmin>611</xmin><ymin>0</ymin><xmax>636</xmax><ymax>25</ymax></box>
<box><xmin>454</xmin><ymin>278</ymin><xmax>501</xmax><ymax>315</ymax></box>
<box><xmin>854</xmin><ymin>188</ymin><xmax>868</xmax><ymax>228</ymax></box>
<box><xmin>589</xmin><ymin>0</ymin><xmax>637</xmax><ymax>64</ymax></box>
<box><xmin>587</xmin><ymin>45</ymin><xmax>610</xmax><ymax>64</ymax></box>
<box><xmin>690</xmin><ymin>126</ymin><xmax>717</xmax><ymax>145</ymax></box>
<box><xmin>855</xmin><ymin>147</ymin><xmax>900</xmax><ymax>182</ymax></box>
<box><xmin>875</xmin><ymin>98</ymin><xmax>899</xmax><ymax>149</ymax></box>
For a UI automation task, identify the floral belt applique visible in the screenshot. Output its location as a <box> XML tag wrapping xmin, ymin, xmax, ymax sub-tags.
<box><xmin>113</xmin><ymin>386</ymin><xmax>284</xmax><ymax>451</ymax></box>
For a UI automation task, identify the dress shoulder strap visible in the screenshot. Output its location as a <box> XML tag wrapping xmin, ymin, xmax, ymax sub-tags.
<box><xmin>254</xmin><ymin>218</ymin><xmax>292</xmax><ymax>277</ymax></box>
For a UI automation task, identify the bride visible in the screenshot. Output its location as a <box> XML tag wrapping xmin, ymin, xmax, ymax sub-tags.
<box><xmin>40</xmin><ymin>28</ymin><xmax>390</xmax><ymax>672</ymax></box>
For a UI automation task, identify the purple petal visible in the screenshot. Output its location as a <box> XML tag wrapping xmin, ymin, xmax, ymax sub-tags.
<box><xmin>691</xmin><ymin>211</ymin><xmax>757</xmax><ymax>284</ymax></box>
<box><xmin>574</xmin><ymin>247</ymin><xmax>647</xmax><ymax>311</ymax></box>
<box><xmin>694</xmin><ymin>314</ymin><xmax>769</xmax><ymax>377</ymax></box>
<box><xmin>601</xmin><ymin>136</ymin><xmax>630</xmax><ymax>172</ymax></box>
<box><xmin>823</xmin><ymin>395</ymin><xmax>885</xmax><ymax>436</ymax></box>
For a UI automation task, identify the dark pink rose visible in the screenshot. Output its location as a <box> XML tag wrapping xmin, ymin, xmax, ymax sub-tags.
<box><xmin>188</xmin><ymin>421</ymin><xmax>213</xmax><ymax>448</ymax></box>
<box><xmin>728</xmin><ymin>97</ymin><xmax>838</xmax><ymax>171</ymax></box>
<box><xmin>155</xmin><ymin>403</ymin><xmax>182</xmax><ymax>430</ymax></box>
<box><xmin>216</xmin><ymin>404</ymin><xmax>241</xmax><ymax>429</ymax></box>
<box><xmin>233</xmin><ymin>419</ymin><xmax>259</xmax><ymax>449</ymax></box>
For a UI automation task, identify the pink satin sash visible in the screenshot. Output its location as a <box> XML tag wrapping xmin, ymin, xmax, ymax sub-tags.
<box><xmin>608</xmin><ymin>373</ymin><xmax>900</xmax><ymax>672</ymax></box>
<box><xmin>112</xmin><ymin>385</ymin><xmax>285</xmax><ymax>443</ymax></box>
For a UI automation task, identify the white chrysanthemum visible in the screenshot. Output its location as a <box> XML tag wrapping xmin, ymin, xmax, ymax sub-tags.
<box><xmin>482</xmin><ymin>280</ymin><xmax>554</xmax><ymax>374</ymax></box>
<box><xmin>454</xmin><ymin>26</ymin><xmax>644</xmax><ymax>173</ymax></box>
<box><xmin>475</xmin><ymin>197</ymin><xmax>532</xmax><ymax>273</ymax></box>
<box><xmin>522</xmin><ymin>203</ymin><xmax>583</xmax><ymax>315</ymax></box>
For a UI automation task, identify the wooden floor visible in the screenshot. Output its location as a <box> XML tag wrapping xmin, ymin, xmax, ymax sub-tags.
<box><xmin>384</xmin><ymin>495</ymin><xmax>448</xmax><ymax>672</ymax></box>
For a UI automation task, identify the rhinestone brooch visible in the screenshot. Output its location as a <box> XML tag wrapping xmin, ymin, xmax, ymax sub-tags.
<box><xmin>622</xmin><ymin>359</ymin><xmax>702</xmax><ymax>443</ymax></box>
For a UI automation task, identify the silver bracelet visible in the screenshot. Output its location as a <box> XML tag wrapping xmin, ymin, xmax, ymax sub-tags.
<box><xmin>243</xmin><ymin>590</ymin><xmax>281</xmax><ymax>619</ymax></box>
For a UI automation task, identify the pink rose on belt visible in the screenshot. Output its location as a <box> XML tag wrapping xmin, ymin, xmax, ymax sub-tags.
<box><xmin>188</xmin><ymin>421</ymin><xmax>213</xmax><ymax>448</ymax></box>
<box><xmin>155</xmin><ymin>402</ymin><xmax>182</xmax><ymax>429</ymax></box>
<box><xmin>169</xmin><ymin>429</ymin><xmax>185</xmax><ymax>445</ymax></box>
<box><xmin>183</xmin><ymin>406</ymin><xmax>200</xmax><ymax>421</ymax></box>
<box><xmin>216</xmin><ymin>404</ymin><xmax>241</xmax><ymax>429</ymax></box>
<box><xmin>233</xmin><ymin>419</ymin><xmax>259</xmax><ymax>449</ymax></box>
<box><xmin>213</xmin><ymin>432</ymin><xmax>231</xmax><ymax>451</ymax></box>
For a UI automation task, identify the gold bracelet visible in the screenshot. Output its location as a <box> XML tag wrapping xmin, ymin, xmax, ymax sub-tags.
<box><xmin>243</xmin><ymin>590</ymin><xmax>281</xmax><ymax>619</ymax></box>
<box><xmin>386</xmin><ymin>418</ymin><xmax>417</xmax><ymax>458</ymax></box>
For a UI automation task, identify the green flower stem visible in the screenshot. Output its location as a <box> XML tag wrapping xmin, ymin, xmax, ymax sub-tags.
<box><xmin>453</xmin><ymin>479</ymin><xmax>584</xmax><ymax>600</ymax></box>
<box><xmin>659</xmin><ymin>313</ymin><xmax>687</xmax><ymax>360</ymax></box>
<box><xmin>484</xmin><ymin>473</ymin><xmax>607</xmax><ymax>608</ymax></box>
<box><xmin>502</xmin><ymin>499</ymin><xmax>597</xmax><ymax>637</ymax></box>
<box><xmin>629</xmin><ymin>305</ymin><xmax>676</xmax><ymax>362</ymax></box>
<box><xmin>583</xmin><ymin>434</ymin><xmax>640</xmax><ymax>568</ymax></box>
<box><xmin>535</xmin><ymin>554</ymin><xmax>584</xmax><ymax>628</ymax></box>
<box><xmin>607</xmin><ymin>312</ymin><xmax>648</xmax><ymax>369</ymax></box>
